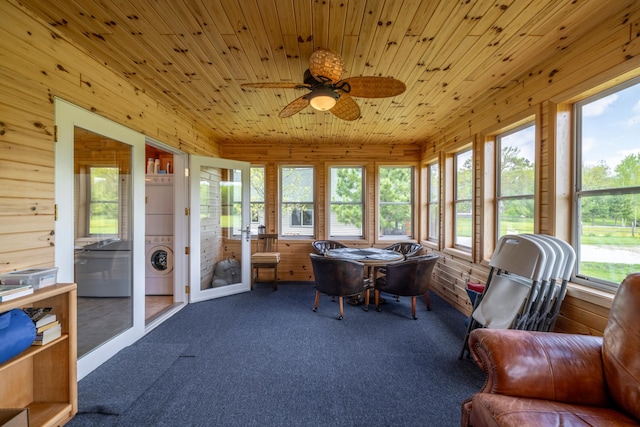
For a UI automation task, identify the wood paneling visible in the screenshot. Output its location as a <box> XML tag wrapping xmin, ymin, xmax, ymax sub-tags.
<box><xmin>14</xmin><ymin>0</ymin><xmax>638</xmax><ymax>147</ymax></box>
<box><xmin>2</xmin><ymin>0</ymin><xmax>639</xmax><ymax>337</ymax></box>
<box><xmin>0</xmin><ymin>0</ymin><xmax>216</xmax><ymax>272</ymax></box>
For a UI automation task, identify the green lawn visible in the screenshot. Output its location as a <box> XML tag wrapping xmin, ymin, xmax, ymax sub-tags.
<box><xmin>90</xmin><ymin>218</ymin><xmax>118</xmax><ymax>235</ymax></box>
<box><xmin>580</xmin><ymin>261</ymin><xmax>640</xmax><ymax>285</ymax></box>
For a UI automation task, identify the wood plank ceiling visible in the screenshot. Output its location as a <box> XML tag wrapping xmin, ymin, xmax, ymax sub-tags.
<box><xmin>18</xmin><ymin>0</ymin><xmax>635</xmax><ymax>147</ymax></box>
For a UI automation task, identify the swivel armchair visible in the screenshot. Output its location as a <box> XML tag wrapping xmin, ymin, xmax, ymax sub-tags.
<box><xmin>310</xmin><ymin>253</ymin><xmax>372</xmax><ymax>320</ymax></box>
<box><xmin>311</xmin><ymin>240</ymin><xmax>347</xmax><ymax>255</ymax></box>
<box><xmin>373</xmin><ymin>254</ymin><xmax>438</xmax><ymax>319</ymax></box>
<box><xmin>377</xmin><ymin>241</ymin><xmax>424</xmax><ymax>279</ymax></box>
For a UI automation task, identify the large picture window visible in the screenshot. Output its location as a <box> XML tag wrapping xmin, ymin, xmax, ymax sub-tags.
<box><xmin>575</xmin><ymin>78</ymin><xmax>640</xmax><ymax>289</ymax></box>
<box><xmin>329</xmin><ymin>166</ymin><xmax>364</xmax><ymax>238</ymax></box>
<box><xmin>280</xmin><ymin>166</ymin><xmax>314</xmax><ymax>237</ymax></box>
<box><xmin>378</xmin><ymin>166</ymin><xmax>413</xmax><ymax>239</ymax></box>
<box><xmin>454</xmin><ymin>150</ymin><xmax>473</xmax><ymax>249</ymax></box>
<box><xmin>496</xmin><ymin>123</ymin><xmax>535</xmax><ymax>238</ymax></box>
<box><xmin>427</xmin><ymin>162</ymin><xmax>439</xmax><ymax>242</ymax></box>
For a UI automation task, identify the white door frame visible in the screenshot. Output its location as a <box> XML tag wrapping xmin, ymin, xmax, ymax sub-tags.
<box><xmin>188</xmin><ymin>156</ymin><xmax>252</xmax><ymax>303</ymax></box>
<box><xmin>55</xmin><ymin>98</ymin><xmax>146</xmax><ymax>380</ymax></box>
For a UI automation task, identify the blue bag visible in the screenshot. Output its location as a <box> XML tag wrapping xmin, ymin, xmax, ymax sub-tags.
<box><xmin>0</xmin><ymin>309</ymin><xmax>37</xmax><ymax>364</ymax></box>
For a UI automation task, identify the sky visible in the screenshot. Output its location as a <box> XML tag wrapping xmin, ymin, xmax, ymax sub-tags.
<box><xmin>581</xmin><ymin>81</ymin><xmax>640</xmax><ymax>171</ymax></box>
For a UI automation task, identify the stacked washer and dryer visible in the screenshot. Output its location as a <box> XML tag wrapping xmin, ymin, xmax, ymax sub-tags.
<box><xmin>145</xmin><ymin>174</ymin><xmax>174</xmax><ymax>295</ymax></box>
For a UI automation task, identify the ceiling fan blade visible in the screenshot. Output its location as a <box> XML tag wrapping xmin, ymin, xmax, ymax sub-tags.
<box><xmin>340</xmin><ymin>76</ymin><xmax>406</xmax><ymax>98</ymax></box>
<box><xmin>279</xmin><ymin>95</ymin><xmax>309</xmax><ymax>118</ymax></box>
<box><xmin>309</xmin><ymin>48</ymin><xmax>344</xmax><ymax>84</ymax></box>
<box><xmin>242</xmin><ymin>82</ymin><xmax>308</xmax><ymax>89</ymax></box>
<box><xmin>330</xmin><ymin>95</ymin><xmax>360</xmax><ymax>121</ymax></box>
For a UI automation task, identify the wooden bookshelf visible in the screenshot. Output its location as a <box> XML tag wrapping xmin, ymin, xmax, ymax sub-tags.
<box><xmin>0</xmin><ymin>283</ymin><xmax>77</xmax><ymax>426</ymax></box>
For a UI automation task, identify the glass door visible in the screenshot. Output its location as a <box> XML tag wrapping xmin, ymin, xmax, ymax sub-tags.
<box><xmin>55</xmin><ymin>98</ymin><xmax>146</xmax><ymax>380</ymax></box>
<box><xmin>189</xmin><ymin>156</ymin><xmax>251</xmax><ymax>302</ymax></box>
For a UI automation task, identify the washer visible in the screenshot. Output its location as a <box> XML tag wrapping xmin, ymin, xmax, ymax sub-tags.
<box><xmin>145</xmin><ymin>235</ymin><xmax>174</xmax><ymax>295</ymax></box>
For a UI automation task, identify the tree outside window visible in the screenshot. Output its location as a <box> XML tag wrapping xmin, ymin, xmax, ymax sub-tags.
<box><xmin>378</xmin><ymin>166</ymin><xmax>413</xmax><ymax>238</ymax></box>
<box><xmin>329</xmin><ymin>166</ymin><xmax>364</xmax><ymax>238</ymax></box>
<box><xmin>280</xmin><ymin>166</ymin><xmax>314</xmax><ymax>237</ymax></box>
<box><xmin>454</xmin><ymin>150</ymin><xmax>473</xmax><ymax>248</ymax></box>
<box><xmin>575</xmin><ymin>79</ymin><xmax>640</xmax><ymax>288</ymax></box>
<box><xmin>497</xmin><ymin>124</ymin><xmax>535</xmax><ymax>238</ymax></box>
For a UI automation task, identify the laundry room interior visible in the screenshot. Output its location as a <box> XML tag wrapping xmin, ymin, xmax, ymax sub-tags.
<box><xmin>144</xmin><ymin>144</ymin><xmax>176</xmax><ymax>318</ymax></box>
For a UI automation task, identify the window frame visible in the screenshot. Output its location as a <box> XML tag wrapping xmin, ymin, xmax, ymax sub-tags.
<box><xmin>495</xmin><ymin>122</ymin><xmax>536</xmax><ymax>240</ymax></box>
<box><xmin>87</xmin><ymin>165</ymin><xmax>120</xmax><ymax>237</ymax></box>
<box><xmin>426</xmin><ymin>161</ymin><xmax>440</xmax><ymax>244</ymax></box>
<box><xmin>376</xmin><ymin>164</ymin><xmax>416</xmax><ymax>241</ymax></box>
<box><xmin>572</xmin><ymin>76</ymin><xmax>640</xmax><ymax>291</ymax></box>
<box><xmin>279</xmin><ymin>165</ymin><xmax>316</xmax><ymax>239</ymax></box>
<box><xmin>327</xmin><ymin>165</ymin><xmax>365</xmax><ymax>240</ymax></box>
<box><xmin>453</xmin><ymin>149</ymin><xmax>473</xmax><ymax>251</ymax></box>
<box><xmin>249</xmin><ymin>165</ymin><xmax>266</xmax><ymax>235</ymax></box>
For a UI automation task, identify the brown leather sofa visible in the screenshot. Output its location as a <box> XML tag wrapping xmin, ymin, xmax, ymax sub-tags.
<box><xmin>461</xmin><ymin>272</ymin><xmax>640</xmax><ymax>426</ymax></box>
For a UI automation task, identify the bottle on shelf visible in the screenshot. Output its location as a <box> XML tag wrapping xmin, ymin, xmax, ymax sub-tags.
<box><xmin>154</xmin><ymin>159</ymin><xmax>160</xmax><ymax>174</ymax></box>
<box><xmin>146</xmin><ymin>158</ymin><xmax>154</xmax><ymax>175</ymax></box>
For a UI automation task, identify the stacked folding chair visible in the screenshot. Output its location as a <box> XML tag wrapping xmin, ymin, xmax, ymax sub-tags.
<box><xmin>526</xmin><ymin>235</ymin><xmax>575</xmax><ymax>332</ymax></box>
<box><xmin>459</xmin><ymin>234</ymin><xmax>575</xmax><ymax>358</ymax></box>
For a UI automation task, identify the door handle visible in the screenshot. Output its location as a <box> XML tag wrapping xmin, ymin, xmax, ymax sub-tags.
<box><xmin>241</xmin><ymin>225</ymin><xmax>251</xmax><ymax>242</ymax></box>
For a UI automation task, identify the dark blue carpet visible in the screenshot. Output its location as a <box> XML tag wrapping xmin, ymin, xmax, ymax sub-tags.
<box><xmin>67</xmin><ymin>282</ymin><xmax>484</xmax><ymax>426</ymax></box>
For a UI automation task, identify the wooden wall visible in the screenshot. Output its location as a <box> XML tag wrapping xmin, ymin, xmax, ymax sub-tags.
<box><xmin>2</xmin><ymin>0</ymin><xmax>639</xmax><ymax>337</ymax></box>
<box><xmin>221</xmin><ymin>143</ymin><xmax>423</xmax><ymax>283</ymax></box>
<box><xmin>0</xmin><ymin>1</ymin><xmax>217</xmax><ymax>273</ymax></box>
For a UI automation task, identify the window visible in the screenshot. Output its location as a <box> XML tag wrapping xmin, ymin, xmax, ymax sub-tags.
<box><xmin>280</xmin><ymin>166</ymin><xmax>314</xmax><ymax>237</ymax></box>
<box><xmin>88</xmin><ymin>166</ymin><xmax>119</xmax><ymax>235</ymax></box>
<box><xmin>329</xmin><ymin>166</ymin><xmax>364</xmax><ymax>238</ymax></box>
<box><xmin>574</xmin><ymin>78</ymin><xmax>640</xmax><ymax>289</ymax></box>
<box><xmin>454</xmin><ymin>150</ymin><xmax>473</xmax><ymax>249</ymax></box>
<box><xmin>250</xmin><ymin>166</ymin><xmax>265</xmax><ymax>234</ymax></box>
<box><xmin>427</xmin><ymin>162</ymin><xmax>439</xmax><ymax>242</ymax></box>
<box><xmin>496</xmin><ymin>124</ymin><xmax>535</xmax><ymax>238</ymax></box>
<box><xmin>378</xmin><ymin>166</ymin><xmax>414</xmax><ymax>239</ymax></box>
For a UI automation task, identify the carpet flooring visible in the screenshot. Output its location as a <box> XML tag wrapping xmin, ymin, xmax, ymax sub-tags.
<box><xmin>67</xmin><ymin>282</ymin><xmax>485</xmax><ymax>427</ymax></box>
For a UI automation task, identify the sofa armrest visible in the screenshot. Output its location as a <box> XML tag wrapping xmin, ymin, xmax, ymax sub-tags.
<box><xmin>469</xmin><ymin>328</ymin><xmax>610</xmax><ymax>406</ymax></box>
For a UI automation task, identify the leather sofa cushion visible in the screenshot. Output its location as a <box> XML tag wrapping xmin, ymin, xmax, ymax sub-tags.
<box><xmin>470</xmin><ymin>393</ymin><xmax>639</xmax><ymax>427</ymax></box>
<box><xmin>603</xmin><ymin>273</ymin><xmax>640</xmax><ymax>421</ymax></box>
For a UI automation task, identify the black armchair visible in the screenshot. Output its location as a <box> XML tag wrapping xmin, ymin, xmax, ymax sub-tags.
<box><xmin>382</xmin><ymin>241</ymin><xmax>424</xmax><ymax>257</ymax></box>
<box><xmin>373</xmin><ymin>254</ymin><xmax>439</xmax><ymax>319</ymax></box>
<box><xmin>310</xmin><ymin>253</ymin><xmax>372</xmax><ymax>320</ymax></box>
<box><xmin>377</xmin><ymin>242</ymin><xmax>424</xmax><ymax>278</ymax></box>
<box><xmin>311</xmin><ymin>240</ymin><xmax>347</xmax><ymax>255</ymax></box>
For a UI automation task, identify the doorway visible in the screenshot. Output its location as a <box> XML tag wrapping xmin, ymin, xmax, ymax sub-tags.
<box><xmin>143</xmin><ymin>143</ymin><xmax>180</xmax><ymax>324</ymax></box>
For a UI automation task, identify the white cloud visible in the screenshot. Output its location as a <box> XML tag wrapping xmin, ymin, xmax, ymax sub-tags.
<box><xmin>582</xmin><ymin>94</ymin><xmax>618</xmax><ymax>117</ymax></box>
<box><xmin>626</xmin><ymin>99</ymin><xmax>640</xmax><ymax>126</ymax></box>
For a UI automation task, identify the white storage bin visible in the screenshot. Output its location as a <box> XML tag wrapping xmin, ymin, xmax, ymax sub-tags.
<box><xmin>0</xmin><ymin>267</ymin><xmax>59</xmax><ymax>289</ymax></box>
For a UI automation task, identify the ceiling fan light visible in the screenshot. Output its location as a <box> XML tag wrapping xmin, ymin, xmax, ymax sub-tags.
<box><xmin>308</xmin><ymin>87</ymin><xmax>339</xmax><ymax>111</ymax></box>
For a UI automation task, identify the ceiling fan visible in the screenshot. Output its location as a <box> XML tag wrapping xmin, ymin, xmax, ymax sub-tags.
<box><xmin>241</xmin><ymin>48</ymin><xmax>406</xmax><ymax>121</ymax></box>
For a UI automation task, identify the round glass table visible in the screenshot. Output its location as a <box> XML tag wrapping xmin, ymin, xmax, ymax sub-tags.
<box><xmin>325</xmin><ymin>247</ymin><xmax>404</xmax><ymax>267</ymax></box>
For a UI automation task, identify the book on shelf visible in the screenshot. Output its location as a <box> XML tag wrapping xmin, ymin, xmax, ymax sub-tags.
<box><xmin>36</xmin><ymin>319</ymin><xmax>60</xmax><ymax>334</ymax></box>
<box><xmin>32</xmin><ymin>323</ymin><xmax>62</xmax><ymax>346</ymax></box>
<box><xmin>23</xmin><ymin>307</ymin><xmax>57</xmax><ymax>328</ymax></box>
<box><xmin>0</xmin><ymin>285</ymin><xmax>33</xmax><ymax>302</ymax></box>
